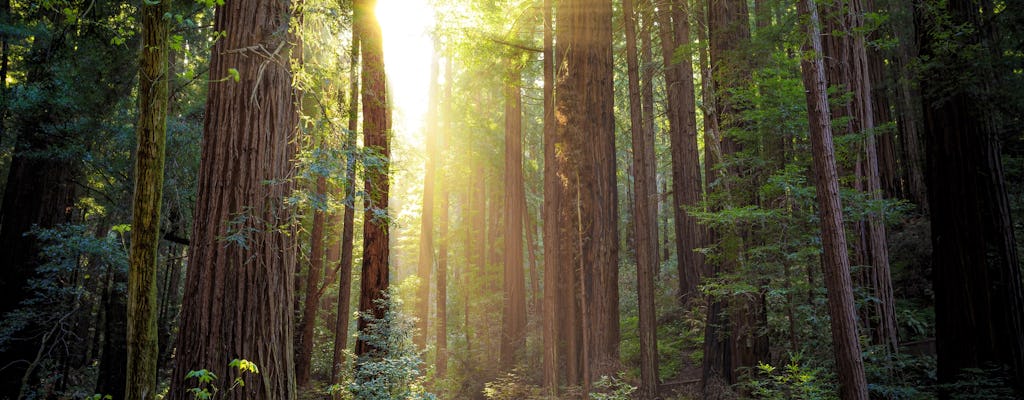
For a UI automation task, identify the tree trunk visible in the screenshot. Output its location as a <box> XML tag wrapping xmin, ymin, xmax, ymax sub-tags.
<box><xmin>500</xmin><ymin>66</ymin><xmax>527</xmax><ymax>370</ymax></box>
<box><xmin>126</xmin><ymin>0</ymin><xmax>168</xmax><ymax>396</ymax></box>
<box><xmin>624</xmin><ymin>0</ymin><xmax>658</xmax><ymax>396</ymax></box>
<box><xmin>656</xmin><ymin>0</ymin><xmax>704</xmax><ymax>306</ymax></box>
<box><xmin>96</xmin><ymin>266</ymin><xmax>127</xmax><ymax>400</ymax></box>
<box><xmin>415</xmin><ymin>51</ymin><xmax>440</xmax><ymax>352</ymax></box>
<box><xmin>540</xmin><ymin>0</ymin><xmax>559</xmax><ymax>389</ymax></box>
<box><xmin>917</xmin><ymin>0</ymin><xmax>1024</xmax><ymax>392</ymax></box>
<box><xmin>796</xmin><ymin>0</ymin><xmax>870</xmax><ymax>397</ymax></box>
<box><xmin>166</xmin><ymin>0</ymin><xmax>299</xmax><ymax>398</ymax></box>
<box><xmin>354</xmin><ymin>0</ymin><xmax>391</xmax><ymax>358</ymax></box>
<box><xmin>435</xmin><ymin>51</ymin><xmax>453</xmax><ymax>380</ymax></box>
<box><xmin>555</xmin><ymin>0</ymin><xmax>619</xmax><ymax>390</ymax></box>
<box><xmin>846</xmin><ymin>0</ymin><xmax>899</xmax><ymax>354</ymax></box>
<box><xmin>297</xmin><ymin>173</ymin><xmax>327</xmax><ymax>387</ymax></box>
<box><xmin>330</xmin><ymin>19</ymin><xmax>360</xmax><ymax>382</ymax></box>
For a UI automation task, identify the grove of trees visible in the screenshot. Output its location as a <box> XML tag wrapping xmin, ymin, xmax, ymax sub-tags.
<box><xmin>0</xmin><ymin>0</ymin><xmax>1022</xmax><ymax>399</ymax></box>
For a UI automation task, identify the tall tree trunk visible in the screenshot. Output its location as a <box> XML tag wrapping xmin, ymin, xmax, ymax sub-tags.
<box><xmin>96</xmin><ymin>266</ymin><xmax>128</xmax><ymax>400</ymax></box>
<box><xmin>892</xmin><ymin>0</ymin><xmax>928</xmax><ymax>211</ymax></box>
<box><xmin>846</xmin><ymin>0</ymin><xmax>898</xmax><ymax>354</ymax></box>
<box><xmin>500</xmin><ymin>66</ymin><xmax>527</xmax><ymax>370</ymax></box>
<box><xmin>354</xmin><ymin>0</ymin><xmax>391</xmax><ymax>357</ymax></box>
<box><xmin>703</xmin><ymin>0</ymin><xmax>758</xmax><ymax>388</ymax></box>
<box><xmin>330</xmin><ymin>19</ymin><xmax>360</xmax><ymax>382</ymax></box>
<box><xmin>656</xmin><ymin>0</ymin><xmax>704</xmax><ymax>307</ymax></box>
<box><xmin>166</xmin><ymin>0</ymin><xmax>299</xmax><ymax>397</ymax></box>
<box><xmin>435</xmin><ymin>51</ymin><xmax>453</xmax><ymax>379</ymax></box>
<box><xmin>556</xmin><ymin>0</ymin><xmax>619</xmax><ymax>390</ymax></box>
<box><xmin>917</xmin><ymin>0</ymin><xmax>1024</xmax><ymax>392</ymax></box>
<box><xmin>540</xmin><ymin>0</ymin><xmax>558</xmax><ymax>390</ymax></box>
<box><xmin>797</xmin><ymin>0</ymin><xmax>870</xmax><ymax>397</ymax></box>
<box><xmin>126</xmin><ymin>0</ymin><xmax>169</xmax><ymax>396</ymax></box>
<box><xmin>415</xmin><ymin>51</ymin><xmax>440</xmax><ymax>351</ymax></box>
<box><xmin>624</xmin><ymin>0</ymin><xmax>658</xmax><ymax>396</ymax></box>
<box><xmin>297</xmin><ymin>172</ymin><xmax>327</xmax><ymax>387</ymax></box>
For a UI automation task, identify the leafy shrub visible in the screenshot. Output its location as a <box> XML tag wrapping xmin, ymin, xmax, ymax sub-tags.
<box><xmin>740</xmin><ymin>356</ymin><xmax>836</xmax><ymax>400</ymax></box>
<box><xmin>347</xmin><ymin>291</ymin><xmax>435</xmax><ymax>400</ymax></box>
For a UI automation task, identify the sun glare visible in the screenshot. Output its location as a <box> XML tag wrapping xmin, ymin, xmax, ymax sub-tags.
<box><xmin>376</xmin><ymin>0</ymin><xmax>435</xmax><ymax>148</ymax></box>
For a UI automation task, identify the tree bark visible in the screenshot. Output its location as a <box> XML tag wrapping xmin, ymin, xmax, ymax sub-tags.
<box><xmin>500</xmin><ymin>66</ymin><xmax>527</xmax><ymax>370</ymax></box>
<box><xmin>166</xmin><ymin>0</ymin><xmax>299</xmax><ymax>397</ymax></box>
<box><xmin>624</xmin><ymin>0</ymin><xmax>658</xmax><ymax>396</ymax></box>
<box><xmin>555</xmin><ymin>0</ymin><xmax>619</xmax><ymax>390</ymax></box>
<box><xmin>354</xmin><ymin>0</ymin><xmax>391</xmax><ymax>358</ymax></box>
<box><xmin>126</xmin><ymin>0</ymin><xmax>169</xmax><ymax>396</ymax></box>
<box><xmin>330</xmin><ymin>19</ymin><xmax>360</xmax><ymax>382</ymax></box>
<box><xmin>797</xmin><ymin>0</ymin><xmax>870</xmax><ymax>397</ymax></box>
<box><xmin>540</xmin><ymin>0</ymin><xmax>558</xmax><ymax>390</ymax></box>
<box><xmin>297</xmin><ymin>172</ymin><xmax>327</xmax><ymax>387</ymax></box>
<box><xmin>656</xmin><ymin>0</ymin><xmax>704</xmax><ymax>306</ymax></box>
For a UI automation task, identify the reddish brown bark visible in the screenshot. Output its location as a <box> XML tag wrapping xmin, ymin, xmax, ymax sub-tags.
<box><xmin>540</xmin><ymin>0</ymin><xmax>559</xmax><ymax>390</ymax></box>
<box><xmin>555</xmin><ymin>0</ymin><xmax>619</xmax><ymax>390</ymax></box>
<box><xmin>354</xmin><ymin>0</ymin><xmax>392</xmax><ymax>357</ymax></box>
<box><xmin>330</xmin><ymin>22</ymin><xmax>359</xmax><ymax>381</ymax></box>
<box><xmin>797</xmin><ymin>0</ymin><xmax>870</xmax><ymax>397</ymax></box>
<box><xmin>166</xmin><ymin>0</ymin><xmax>300</xmax><ymax>397</ymax></box>
<box><xmin>500</xmin><ymin>67</ymin><xmax>527</xmax><ymax>369</ymax></box>
<box><xmin>624</xmin><ymin>0</ymin><xmax>658</xmax><ymax>396</ymax></box>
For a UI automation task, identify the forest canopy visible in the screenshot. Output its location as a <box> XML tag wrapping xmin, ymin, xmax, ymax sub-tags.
<box><xmin>0</xmin><ymin>0</ymin><xmax>1022</xmax><ymax>399</ymax></box>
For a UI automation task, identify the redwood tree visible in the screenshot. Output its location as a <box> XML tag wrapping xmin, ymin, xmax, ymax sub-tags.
<box><xmin>331</xmin><ymin>17</ymin><xmax>360</xmax><ymax>381</ymax></box>
<box><xmin>797</xmin><ymin>0</ymin><xmax>869</xmax><ymax>397</ymax></box>
<box><xmin>166</xmin><ymin>0</ymin><xmax>300</xmax><ymax>398</ymax></box>
<box><xmin>555</xmin><ymin>0</ymin><xmax>619</xmax><ymax>390</ymax></box>
<box><xmin>624</xmin><ymin>0</ymin><xmax>658</xmax><ymax>396</ymax></box>
<box><xmin>500</xmin><ymin>65</ymin><xmax>526</xmax><ymax>370</ymax></box>
<box><xmin>354</xmin><ymin>0</ymin><xmax>391</xmax><ymax>357</ymax></box>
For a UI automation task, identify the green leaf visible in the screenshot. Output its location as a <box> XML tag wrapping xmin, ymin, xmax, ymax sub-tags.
<box><xmin>228</xmin><ymin>68</ymin><xmax>240</xmax><ymax>82</ymax></box>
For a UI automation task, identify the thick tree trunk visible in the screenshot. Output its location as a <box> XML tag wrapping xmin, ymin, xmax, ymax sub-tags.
<box><xmin>624</xmin><ymin>0</ymin><xmax>658</xmax><ymax>396</ymax></box>
<box><xmin>126</xmin><ymin>0</ymin><xmax>169</xmax><ymax>396</ymax></box>
<box><xmin>797</xmin><ymin>0</ymin><xmax>870</xmax><ymax>397</ymax></box>
<box><xmin>555</xmin><ymin>0</ymin><xmax>619</xmax><ymax>390</ymax></box>
<box><xmin>166</xmin><ymin>0</ymin><xmax>299</xmax><ymax>398</ymax></box>
<box><xmin>354</xmin><ymin>0</ymin><xmax>391</xmax><ymax>357</ymax></box>
<box><xmin>918</xmin><ymin>0</ymin><xmax>1024</xmax><ymax>393</ymax></box>
<box><xmin>500</xmin><ymin>67</ymin><xmax>527</xmax><ymax>370</ymax></box>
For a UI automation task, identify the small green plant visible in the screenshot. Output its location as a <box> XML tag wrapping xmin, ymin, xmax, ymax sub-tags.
<box><xmin>185</xmin><ymin>358</ymin><xmax>260</xmax><ymax>400</ymax></box>
<box><xmin>590</xmin><ymin>373</ymin><xmax>637</xmax><ymax>400</ymax></box>
<box><xmin>741</xmin><ymin>355</ymin><xmax>836</xmax><ymax>400</ymax></box>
